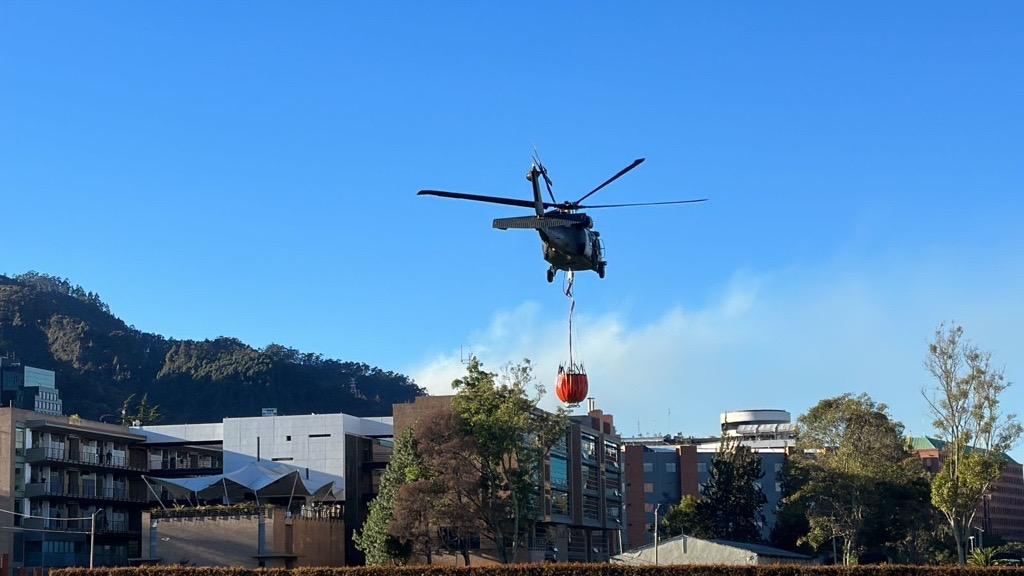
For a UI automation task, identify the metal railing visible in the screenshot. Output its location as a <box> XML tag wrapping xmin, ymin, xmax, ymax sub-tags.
<box><xmin>25</xmin><ymin>482</ymin><xmax>146</xmax><ymax>502</ymax></box>
<box><xmin>26</xmin><ymin>445</ymin><xmax>143</xmax><ymax>470</ymax></box>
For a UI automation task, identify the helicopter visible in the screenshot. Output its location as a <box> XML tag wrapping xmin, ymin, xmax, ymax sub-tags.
<box><xmin>418</xmin><ymin>155</ymin><xmax>707</xmax><ymax>282</ymax></box>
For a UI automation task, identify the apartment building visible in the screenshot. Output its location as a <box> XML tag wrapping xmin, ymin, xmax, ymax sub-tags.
<box><xmin>0</xmin><ymin>408</ymin><xmax>150</xmax><ymax>570</ymax></box>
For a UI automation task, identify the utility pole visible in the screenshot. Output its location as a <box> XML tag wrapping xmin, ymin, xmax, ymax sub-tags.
<box><xmin>90</xmin><ymin>508</ymin><xmax>104</xmax><ymax>569</ymax></box>
<box><xmin>653</xmin><ymin>503</ymin><xmax>661</xmax><ymax>565</ymax></box>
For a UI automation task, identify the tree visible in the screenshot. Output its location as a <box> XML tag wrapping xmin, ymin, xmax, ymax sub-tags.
<box><xmin>923</xmin><ymin>323</ymin><xmax>1023</xmax><ymax>564</ymax></box>
<box><xmin>119</xmin><ymin>393</ymin><xmax>161</xmax><ymax>425</ymax></box>
<box><xmin>699</xmin><ymin>436</ymin><xmax>767</xmax><ymax>541</ymax></box>
<box><xmin>770</xmin><ymin>459</ymin><xmax>812</xmax><ymax>554</ymax></box>
<box><xmin>391</xmin><ymin>479</ymin><xmax>440</xmax><ymax>564</ymax></box>
<box><xmin>410</xmin><ymin>405</ymin><xmax>479</xmax><ymax>565</ymax></box>
<box><xmin>661</xmin><ymin>437</ymin><xmax>767</xmax><ymax>543</ymax></box>
<box><xmin>353</xmin><ymin>428</ymin><xmax>420</xmax><ymax>565</ymax></box>
<box><xmin>791</xmin><ymin>393</ymin><xmax>929</xmax><ymax>565</ymax></box>
<box><xmin>661</xmin><ymin>495</ymin><xmax>706</xmax><ymax>538</ymax></box>
<box><xmin>449</xmin><ymin>358</ymin><xmax>568</xmax><ymax>563</ymax></box>
<box><xmin>388</xmin><ymin>404</ymin><xmax>479</xmax><ymax>565</ymax></box>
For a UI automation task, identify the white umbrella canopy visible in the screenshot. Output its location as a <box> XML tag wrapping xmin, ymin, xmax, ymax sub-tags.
<box><xmin>147</xmin><ymin>460</ymin><xmax>338</xmax><ymax>502</ymax></box>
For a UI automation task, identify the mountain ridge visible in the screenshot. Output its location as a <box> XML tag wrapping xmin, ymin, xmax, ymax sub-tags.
<box><xmin>0</xmin><ymin>272</ymin><xmax>423</xmax><ymax>422</ymax></box>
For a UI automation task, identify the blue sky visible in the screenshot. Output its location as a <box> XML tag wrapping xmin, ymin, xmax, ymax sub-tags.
<box><xmin>2</xmin><ymin>2</ymin><xmax>1022</xmax><ymax>452</ymax></box>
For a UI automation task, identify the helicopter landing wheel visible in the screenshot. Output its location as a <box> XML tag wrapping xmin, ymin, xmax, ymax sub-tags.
<box><xmin>546</xmin><ymin>268</ymin><xmax>555</xmax><ymax>283</ymax></box>
<box><xmin>597</xmin><ymin>263</ymin><xmax>606</xmax><ymax>278</ymax></box>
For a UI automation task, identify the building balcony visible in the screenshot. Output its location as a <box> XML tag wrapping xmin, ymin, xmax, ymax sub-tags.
<box><xmin>21</xmin><ymin>516</ymin><xmax>139</xmax><ymax>537</ymax></box>
<box><xmin>26</xmin><ymin>446</ymin><xmax>146</xmax><ymax>472</ymax></box>
<box><xmin>146</xmin><ymin>464</ymin><xmax>222</xmax><ymax>477</ymax></box>
<box><xmin>21</xmin><ymin>517</ymin><xmax>90</xmax><ymax>532</ymax></box>
<box><xmin>25</xmin><ymin>482</ymin><xmax>148</xmax><ymax>504</ymax></box>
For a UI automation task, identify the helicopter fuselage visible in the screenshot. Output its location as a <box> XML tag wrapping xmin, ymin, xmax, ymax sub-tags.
<box><xmin>538</xmin><ymin>218</ymin><xmax>603</xmax><ymax>274</ymax></box>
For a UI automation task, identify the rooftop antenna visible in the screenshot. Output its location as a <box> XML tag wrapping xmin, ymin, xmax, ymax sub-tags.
<box><xmin>459</xmin><ymin>346</ymin><xmax>475</xmax><ymax>365</ymax></box>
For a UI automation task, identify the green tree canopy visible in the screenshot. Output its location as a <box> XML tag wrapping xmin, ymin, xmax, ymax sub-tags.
<box><xmin>789</xmin><ymin>393</ymin><xmax>930</xmax><ymax>565</ymax></box>
<box><xmin>449</xmin><ymin>358</ymin><xmax>568</xmax><ymax>563</ymax></box>
<box><xmin>119</xmin><ymin>393</ymin><xmax>161</xmax><ymax>425</ymax></box>
<box><xmin>661</xmin><ymin>495</ymin><xmax>706</xmax><ymax>539</ymax></box>
<box><xmin>662</xmin><ymin>436</ymin><xmax>766</xmax><ymax>543</ymax></box>
<box><xmin>353</xmin><ymin>428</ymin><xmax>420</xmax><ymax>565</ymax></box>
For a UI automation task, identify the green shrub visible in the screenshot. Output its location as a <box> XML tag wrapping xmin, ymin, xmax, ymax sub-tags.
<box><xmin>51</xmin><ymin>564</ymin><xmax>1024</xmax><ymax>576</ymax></box>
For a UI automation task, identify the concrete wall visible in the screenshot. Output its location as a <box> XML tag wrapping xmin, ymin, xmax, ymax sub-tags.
<box><xmin>136</xmin><ymin>423</ymin><xmax>224</xmax><ymax>445</ymax></box>
<box><xmin>221</xmin><ymin>414</ymin><xmax>391</xmax><ymax>498</ymax></box>
<box><xmin>144</xmin><ymin>509</ymin><xmax>347</xmax><ymax>567</ymax></box>
<box><xmin>149</xmin><ymin>515</ymin><xmax>262</xmax><ymax>567</ymax></box>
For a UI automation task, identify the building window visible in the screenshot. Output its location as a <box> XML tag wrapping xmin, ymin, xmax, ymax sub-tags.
<box><xmin>607</xmin><ymin>504</ymin><xmax>621</xmax><ymax>520</ymax></box>
<box><xmin>581</xmin><ymin>435</ymin><xmax>598</xmax><ymax>461</ymax></box>
<box><xmin>643</xmin><ymin>462</ymin><xmax>653</xmax><ymax>473</ymax></box>
<box><xmin>775</xmin><ymin>463</ymin><xmax>783</xmax><ymax>473</ymax></box>
<box><xmin>15</xmin><ymin>427</ymin><xmax>24</xmax><ymax>456</ymax></box>
<box><xmin>605</xmin><ymin>471</ymin><xmax>621</xmax><ymax>491</ymax></box>
<box><xmin>604</xmin><ymin>441</ymin><xmax>619</xmax><ymax>464</ymax></box>
<box><xmin>666</xmin><ymin>462</ymin><xmax>677</xmax><ymax>473</ymax></box>
<box><xmin>285</xmin><ymin>435</ymin><xmax>292</xmax><ymax>441</ymax></box>
<box><xmin>775</xmin><ymin>481</ymin><xmax>782</xmax><ymax>493</ymax></box>
<box><xmin>643</xmin><ymin>483</ymin><xmax>654</xmax><ymax>493</ymax></box>
<box><xmin>697</xmin><ymin>463</ymin><xmax>708</xmax><ymax>473</ymax></box>
<box><xmin>550</xmin><ymin>456</ymin><xmax>569</xmax><ymax>490</ymax></box>
<box><xmin>271</xmin><ymin>457</ymin><xmax>293</xmax><ymax>462</ymax></box>
<box><xmin>551</xmin><ymin>490</ymin><xmax>570</xmax><ymax>516</ymax></box>
<box><xmin>644</xmin><ymin>503</ymin><xmax>654</xmax><ymax>513</ymax></box>
<box><xmin>582</xmin><ymin>464</ymin><xmax>600</xmax><ymax>491</ymax></box>
<box><xmin>309</xmin><ymin>433</ymin><xmax>331</xmax><ymax>438</ymax></box>
<box><xmin>552</xmin><ymin>433</ymin><xmax>568</xmax><ymax>454</ymax></box>
<box><xmin>583</xmin><ymin>495</ymin><xmax>600</xmax><ymax>520</ymax></box>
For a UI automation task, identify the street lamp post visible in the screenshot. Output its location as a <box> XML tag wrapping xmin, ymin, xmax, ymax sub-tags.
<box><xmin>90</xmin><ymin>508</ymin><xmax>104</xmax><ymax>569</ymax></box>
<box><xmin>653</xmin><ymin>504</ymin><xmax>661</xmax><ymax>566</ymax></box>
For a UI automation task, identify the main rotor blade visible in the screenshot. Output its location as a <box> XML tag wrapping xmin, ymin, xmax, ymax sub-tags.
<box><xmin>418</xmin><ymin>190</ymin><xmax>553</xmax><ymax>210</ymax></box>
<box><xmin>542</xmin><ymin>172</ymin><xmax>556</xmax><ymax>204</ymax></box>
<box><xmin>578</xmin><ymin>198</ymin><xmax>708</xmax><ymax>209</ymax></box>
<box><xmin>533</xmin><ymin>148</ymin><xmax>558</xmax><ymax>204</ymax></box>
<box><xmin>575</xmin><ymin>158</ymin><xmax>645</xmax><ymax>204</ymax></box>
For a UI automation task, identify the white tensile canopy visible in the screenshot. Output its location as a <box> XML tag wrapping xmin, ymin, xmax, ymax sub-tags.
<box><xmin>145</xmin><ymin>460</ymin><xmax>338</xmax><ymax>503</ymax></box>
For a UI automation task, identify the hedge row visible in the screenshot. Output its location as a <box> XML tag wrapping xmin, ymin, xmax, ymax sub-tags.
<box><xmin>51</xmin><ymin>565</ymin><xmax>1024</xmax><ymax>576</ymax></box>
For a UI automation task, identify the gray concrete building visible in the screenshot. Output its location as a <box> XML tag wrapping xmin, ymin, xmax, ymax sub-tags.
<box><xmin>137</xmin><ymin>412</ymin><xmax>393</xmax><ymax>564</ymax></box>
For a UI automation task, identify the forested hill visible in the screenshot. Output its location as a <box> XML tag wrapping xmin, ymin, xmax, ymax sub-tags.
<box><xmin>0</xmin><ymin>272</ymin><xmax>424</xmax><ymax>423</ymax></box>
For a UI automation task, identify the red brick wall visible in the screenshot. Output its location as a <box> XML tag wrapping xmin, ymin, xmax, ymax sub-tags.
<box><xmin>623</xmin><ymin>445</ymin><xmax>647</xmax><ymax>549</ymax></box>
